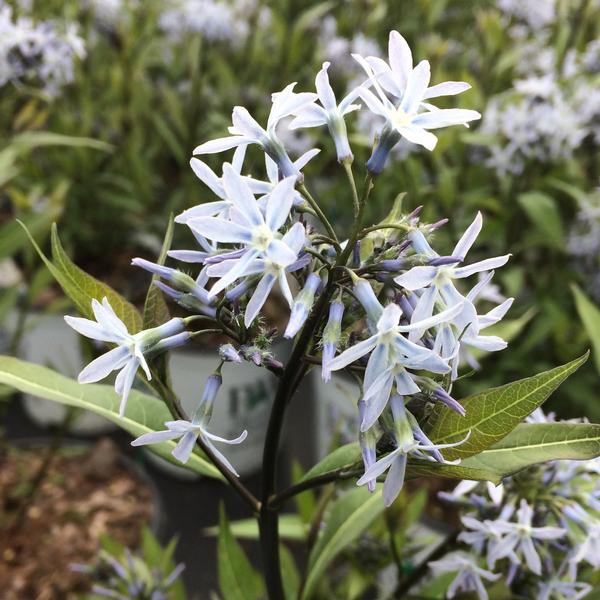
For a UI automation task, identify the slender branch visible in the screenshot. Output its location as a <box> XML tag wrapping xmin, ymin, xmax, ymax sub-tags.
<box><xmin>359</xmin><ymin>223</ymin><xmax>410</xmax><ymax>237</ymax></box>
<box><xmin>196</xmin><ymin>436</ymin><xmax>260</xmax><ymax>513</ymax></box>
<box><xmin>298</xmin><ymin>183</ymin><xmax>340</xmax><ymax>247</ymax></box>
<box><xmin>343</xmin><ymin>160</ymin><xmax>360</xmax><ymax>217</ymax></box>
<box><xmin>258</xmin><ymin>174</ymin><xmax>374</xmax><ymax>600</ymax></box>
<box><xmin>153</xmin><ymin>376</ymin><xmax>260</xmax><ymax>513</ymax></box>
<box><xmin>269</xmin><ymin>469</ymin><xmax>361</xmax><ymax>508</ymax></box>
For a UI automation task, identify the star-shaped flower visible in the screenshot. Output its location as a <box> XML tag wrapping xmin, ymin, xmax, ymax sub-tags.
<box><xmin>65</xmin><ymin>298</ymin><xmax>188</xmax><ymax>416</ymax></box>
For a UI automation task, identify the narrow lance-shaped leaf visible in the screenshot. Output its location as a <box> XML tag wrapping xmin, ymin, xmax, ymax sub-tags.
<box><xmin>571</xmin><ymin>284</ymin><xmax>600</xmax><ymax>374</ymax></box>
<box><xmin>143</xmin><ymin>215</ymin><xmax>175</xmax><ymax>385</ymax></box>
<box><xmin>301</xmin><ymin>486</ymin><xmax>386</xmax><ymax>600</ymax></box>
<box><xmin>461</xmin><ymin>422</ymin><xmax>600</xmax><ymax>475</ymax></box>
<box><xmin>428</xmin><ymin>353</ymin><xmax>588</xmax><ymax>460</ymax></box>
<box><xmin>19</xmin><ymin>221</ymin><xmax>142</xmax><ymax>332</ymax></box>
<box><xmin>0</xmin><ymin>356</ymin><xmax>220</xmax><ymax>479</ymax></box>
<box><xmin>50</xmin><ymin>224</ymin><xmax>143</xmax><ymax>332</ymax></box>
<box><xmin>217</xmin><ymin>505</ymin><xmax>265</xmax><ymax>600</ymax></box>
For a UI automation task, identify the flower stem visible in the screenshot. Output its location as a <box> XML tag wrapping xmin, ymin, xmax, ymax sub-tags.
<box><xmin>298</xmin><ymin>183</ymin><xmax>340</xmax><ymax>248</ymax></box>
<box><xmin>258</xmin><ymin>174</ymin><xmax>373</xmax><ymax>599</ymax></box>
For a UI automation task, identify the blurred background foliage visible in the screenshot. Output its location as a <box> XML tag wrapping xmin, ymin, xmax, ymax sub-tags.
<box><xmin>1</xmin><ymin>0</ymin><xmax>600</xmax><ymax>417</ymax></box>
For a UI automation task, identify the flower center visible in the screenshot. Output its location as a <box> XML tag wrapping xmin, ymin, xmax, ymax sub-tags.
<box><xmin>252</xmin><ymin>224</ymin><xmax>274</xmax><ymax>251</ymax></box>
<box><xmin>391</xmin><ymin>107</ymin><xmax>412</xmax><ymax>128</ymax></box>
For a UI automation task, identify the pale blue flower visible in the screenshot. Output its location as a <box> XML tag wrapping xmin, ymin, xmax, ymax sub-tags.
<box><xmin>328</xmin><ymin>278</ymin><xmax>462</xmax><ymax>431</ymax></box>
<box><xmin>352</xmin><ymin>31</ymin><xmax>480</xmax><ymax>172</ymax></box>
<box><xmin>65</xmin><ymin>297</ymin><xmax>189</xmax><ymax>417</ymax></box>
<box><xmin>131</xmin><ymin>372</ymin><xmax>247</xmax><ymax>475</ymax></box>
<box><xmin>356</xmin><ymin>395</ymin><xmax>467</xmax><ymax>505</ymax></box>
<box><xmin>185</xmin><ymin>165</ymin><xmax>307</xmax><ymax>325</ymax></box>
<box><xmin>429</xmin><ymin>552</ymin><xmax>501</xmax><ymax>600</ymax></box>
<box><xmin>490</xmin><ymin>499</ymin><xmax>565</xmax><ymax>575</ymax></box>
<box><xmin>563</xmin><ymin>503</ymin><xmax>600</xmax><ymax>572</ymax></box>
<box><xmin>537</xmin><ymin>578</ymin><xmax>592</xmax><ymax>600</ymax></box>
<box><xmin>395</xmin><ymin>213</ymin><xmax>512</xmax><ymax>381</ymax></box>
<box><xmin>290</xmin><ymin>61</ymin><xmax>360</xmax><ymax>162</ymax></box>
<box><xmin>192</xmin><ymin>83</ymin><xmax>317</xmax><ymax>180</ymax></box>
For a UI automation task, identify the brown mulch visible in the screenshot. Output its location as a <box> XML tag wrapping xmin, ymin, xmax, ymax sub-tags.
<box><xmin>0</xmin><ymin>438</ymin><xmax>154</xmax><ymax>600</ymax></box>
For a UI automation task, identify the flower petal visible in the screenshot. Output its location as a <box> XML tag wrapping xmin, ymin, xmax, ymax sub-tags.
<box><xmin>383</xmin><ymin>452</ymin><xmax>407</xmax><ymax>506</ymax></box>
<box><xmin>329</xmin><ymin>335</ymin><xmax>379</xmax><ymax>371</ymax></box>
<box><xmin>78</xmin><ymin>346</ymin><xmax>130</xmax><ymax>384</ymax></box>
<box><xmin>412</xmin><ymin>108</ymin><xmax>481</xmax><ymax>129</ymax></box>
<box><xmin>245</xmin><ymin>273</ymin><xmax>276</xmax><ymax>327</ymax></box>
<box><xmin>400</xmin><ymin>60</ymin><xmax>430</xmax><ymax>114</ymax></box>
<box><xmin>187</xmin><ymin>217</ymin><xmax>252</xmax><ymax>244</ymax></box>
<box><xmin>189</xmin><ymin>158</ymin><xmax>225</xmax><ymax>198</ymax></box>
<box><xmin>388</xmin><ymin>31</ymin><xmax>412</xmax><ymax>90</ymax></box>
<box><xmin>265</xmin><ymin>176</ymin><xmax>296</xmax><ymax>231</ymax></box>
<box><xmin>453</xmin><ymin>255</ymin><xmax>511</xmax><ymax>278</ymax></box>
<box><xmin>423</xmin><ymin>81</ymin><xmax>471</xmax><ymax>99</ymax></box>
<box><xmin>193</xmin><ymin>136</ymin><xmax>252</xmax><ymax>155</ymax></box>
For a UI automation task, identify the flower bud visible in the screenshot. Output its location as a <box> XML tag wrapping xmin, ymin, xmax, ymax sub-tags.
<box><xmin>192</xmin><ymin>370</ymin><xmax>223</xmax><ymax>426</ymax></box>
<box><xmin>321</xmin><ymin>297</ymin><xmax>344</xmax><ymax>382</ymax></box>
<box><xmin>366</xmin><ymin>124</ymin><xmax>401</xmax><ymax>175</ymax></box>
<box><xmin>284</xmin><ymin>273</ymin><xmax>322</xmax><ymax>338</ymax></box>
<box><xmin>219</xmin><ymin>343</ymin><xmax>242</xmax><ymax>363</ymax></box>
<box><xmin>358</xmin><ymin>401</ymin><xmax>380</xmax><ymax>493</ymax></box>
<box><xmin>132</xmin><ymin>258</ymin><xmax>212</xmax><ymax>305</ymax></box>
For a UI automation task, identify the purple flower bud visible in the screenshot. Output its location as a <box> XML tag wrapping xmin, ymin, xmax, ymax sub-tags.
<box><xmin>434</xmin><ymin>387</ymin><xmax>466</xmax><ymax>416</ymax></box>
<box><xmin>154</xmin><ymin>281</ymin><xmax>216</xmax><ymax>318</ymax></box>
<box><xmin>406</xmin><ymin>205</ymin><xmax>423</xmax><ymax>221</ymax></box>
<box><xmin>219</xmin><ymin>343</ymin><xmax>242</xmax><ymax>363</ymax></box>
<box><xmin>366</xmin><ymin>125</ymin><xmax>401</xmax><ymax>175</ymax></box>
<box><xmin>134</xmin><ymin>258</ymin><xmax>212</xmax><ymax>305</ymax></box>
<box><xmin>192</xmin><ymin>372</ymin><xmax>223</xmax><ymax>425</ymax></box>
<box><xmin>428</xmin><ymin>255</ymin><xmax>462</xmax><ymax>267</ymax></box>
<box><xmin>380</xmin><ymin>258</ymin><xmax>407</xmax><ymax>272</ymax></box>
<box><xmin>429</xmin><ymin>218</ymin><xmax>449</xmax><ymax>232</ymax></box>
<box><xmin>226</xmin><ymin>278</ymin><xmax>253</xmax><ymax>301</ymax></box>
<box><xmin>149</xmin><ymin>331</ymin><xmax>191</xmax><ymax>355</ymax></box>
<box><xmin>321</xmin><ymin>298</ymin><xmax>344</xmax><ymax>382</ymax></box>
<box><xmin>358</xmin><ymin>401</ymin><xmax>378</xmax><ymax>493</ymax></box>
<box><xmin>352</xmin><ymin>241</ymin><xmax>361</xmax><ymax>268</ymax></box>
<box><xmin>396</xmin><ymin>295</ymin><xmax>414</xmax><ymax>320</ymax></box>
<box><xmin>284</xmin><ymin>273</ymin><xmax>322</xmax><ymax>338</ymax></box>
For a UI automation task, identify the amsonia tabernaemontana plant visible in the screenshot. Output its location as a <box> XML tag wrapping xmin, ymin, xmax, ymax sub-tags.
<box><xmin>1</xmin><ymin>31</ymin><xmax>599</xmax><ymax>600</ymax></box>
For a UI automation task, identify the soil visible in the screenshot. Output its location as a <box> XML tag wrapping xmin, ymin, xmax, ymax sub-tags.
<box><xmin>0</xmin><ymin>437</ymin><xmax>154</xmax><ymax>600</ymax></box>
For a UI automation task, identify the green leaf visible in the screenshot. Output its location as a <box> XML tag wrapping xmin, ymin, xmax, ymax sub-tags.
<box><xmin>217</xmin><ymin>505</ymin><xmax>265</xmax><ymax>600</ymax></box>
<box><xmin>406</xmin><ymin>460</ymin><xmax>501</xmax><ymax>485</ymax></box>
<box><xmin>205</xmin><ymin>514</ymin><xmax>306</xmax><ymax>541</ymax></box>
<box><xmin>50</xmin><ymin>225</ymin><xmax>142</xmax><ymax>332</ymax></box>
<box><xmin>142</xmin><ymin>216</ymin><xmax>174</xmax><ymax>384</ymax></box>
<box><xmin>428</xmin><ymin>353</ymin><xmax>588</xmax><ymax>460</ymax></box>
<box><xmin>20</xmin><ymin>221</ymin><xmax>142</xmax><ymax>333</ymax></box>
<box><xmin>462</xmin><ymin>423</ymin><xmax>600</xmax><ymax>475</ymax></box>
<box><xmin>291</xmin><ymin>461</ymin><xmax>317</xmax><ymax>525</ymax></box>
<box><xmin>517</xmin><ymin>192</ymin><xmax>564</xmax><ymax>249</ymax></box>
<box><xmin>301</xmin><ymin>487</ymin><xmax>386</xmax><ymax>600</ymax></box>
<box><xmin>0</xmin><ymin>356</ymin><xmax>220</xmax><ymax>479</ymax></box>
<box><xmin>142</xmin><ymin>215</ymin><xmax>174</xmax><ymax>330</ymax></box>
<box><xmin>9</xmin><ymin>131</ymin><xmax>113</xmax><ymax>153</ymax></box>
<box><xmin>0</xmin><ymin>209</ymin><xmax>60</xmax><ymax>261</ymax></box>
<box><xmin>571</xmin><ymin>284</ymin><xmax>600</xmax><ymax>374</ymax></box>
<box><xmin>299</xmin><ymin>443</ymin><xmax>361</xmax><ymax>483</ymax></box>
<box><xmin>280</xmin><ymin>544</ymin><xmax>301</xmax><ymax>600</ymax></box>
